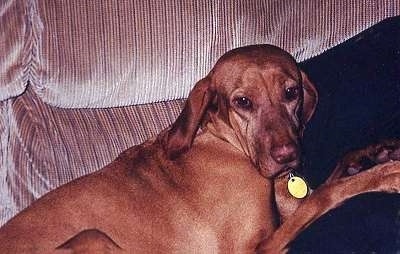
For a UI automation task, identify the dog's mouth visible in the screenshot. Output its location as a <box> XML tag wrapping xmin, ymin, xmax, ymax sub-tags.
<box><xmin>257</xmin><ymin>159</ymin><xmax>300</xmax><ymax>179</ymax></box>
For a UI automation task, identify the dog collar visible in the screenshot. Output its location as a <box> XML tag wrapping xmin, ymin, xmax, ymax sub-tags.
<box><xmin>287</xmin><ymin>172</ymin><xmax>309</xmax><ymax>199</ymax></box>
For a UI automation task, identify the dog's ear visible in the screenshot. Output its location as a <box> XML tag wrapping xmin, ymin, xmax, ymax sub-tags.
<box><xmin>300</xmin><ymin>70</ymin><xmax>318</xmax><ymax>124</ymax></box>
<box><xmin>162</xmin><ymin>77</ymin><xmax>215</xmax><ymax>159</ymax></box>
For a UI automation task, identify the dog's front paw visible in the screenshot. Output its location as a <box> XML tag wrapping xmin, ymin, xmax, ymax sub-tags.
<box><xmin>332</xmin><ymin>139</ymin><xmax>400</xmax><ymax>180</ymax></box>
<box><xmin>373</xmin><ymin>139</ymin><xmax>400</xmax><ymax>163</ymax></box>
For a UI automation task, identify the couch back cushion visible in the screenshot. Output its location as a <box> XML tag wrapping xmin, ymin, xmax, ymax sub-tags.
<box><xmin>1</xmin><ymin>0</ymin><xmax>399</xmax><ymax>107</ymax></box>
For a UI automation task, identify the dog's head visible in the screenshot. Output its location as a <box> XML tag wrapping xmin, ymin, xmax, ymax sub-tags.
<box><xmin>162</xmin><ymin>45</ymin><xmax>318</xmax><ymax>178</ymax></box>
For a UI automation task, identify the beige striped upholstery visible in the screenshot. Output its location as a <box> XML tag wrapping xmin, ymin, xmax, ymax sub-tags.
<box><xmin>0</xmin><ymin>88</ymin><xmax>184</xmax><ymax>224</ymax></box>
<box><xmin>0</xmin><ymin>0</ymin><xmax>399</xmax><ymax>225</ymax></box>
<box><xmin>1</xmin><ymin>0</ymin><xmax>399</xmax><ymax>107</ymax></box>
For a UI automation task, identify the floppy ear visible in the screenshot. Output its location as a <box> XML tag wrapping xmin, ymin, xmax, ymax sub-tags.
<box><xmin>162</xmin><ymin>77</ymin><xmax>215</xmax><ymax>159</ymax></box>
<box><xmin>300</xmin><ymin>71</ymin><xmax>318</xmax><ymax>124</ymax></box>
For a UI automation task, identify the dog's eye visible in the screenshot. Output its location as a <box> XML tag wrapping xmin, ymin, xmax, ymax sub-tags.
<box><xmin>285</xmin><ymin>86</ymin><xmax>300</xmax><ymax>101</ymax></box>
<box><xmin>234</xmin><ymin>96</ymin><xmax>253</xmax><ymax>109</ymax></box>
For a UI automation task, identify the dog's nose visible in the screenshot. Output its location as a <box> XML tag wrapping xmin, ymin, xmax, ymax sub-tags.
<box><xmin>271</xmin><ymin>144</ymin><xmax>298</xmax><ymax>164</ymax></box>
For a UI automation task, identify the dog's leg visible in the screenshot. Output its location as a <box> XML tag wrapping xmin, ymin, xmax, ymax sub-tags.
<box><xmin>256</xmin><ymin>161</ymin><xmax>400</xmax><ymax>254</ymax></box>
<box><xmin>327</xmin><ymin>139</ymin><xmax>400</xmax><ymax>183</ymax></box>
<box><xmin>272</xmin><ymin>139</ymin><xmax>400</xmax><ymax>225</ymax></box>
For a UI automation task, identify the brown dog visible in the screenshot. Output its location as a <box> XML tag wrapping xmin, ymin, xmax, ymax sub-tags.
<box><xmin>0</xmin><ymin>45</ymin><xmax>398</xmax><ymax>253</ymax></box>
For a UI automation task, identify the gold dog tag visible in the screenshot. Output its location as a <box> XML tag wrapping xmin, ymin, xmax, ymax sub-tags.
<box><xmin>287</xmin><ymin>172</ymin><xmax>309</xmax><ymax>199</ymax></box>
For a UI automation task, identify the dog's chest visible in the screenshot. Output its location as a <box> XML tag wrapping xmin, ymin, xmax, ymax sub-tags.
<box><xmin>159</xmin><ymin>173</ymin><xmax>276</xmax><ymax>253</ymax></box>
<box><xmin>163</xmin><ymin>199</ymin><xmax>273</xmax><ymax>253</ymax></box>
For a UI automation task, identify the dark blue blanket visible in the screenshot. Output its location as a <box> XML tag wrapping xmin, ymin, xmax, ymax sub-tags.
<box><xmin>291</xmin><ymin>16</ymin><xmax>400</xmax><ymax>253</ymax></box>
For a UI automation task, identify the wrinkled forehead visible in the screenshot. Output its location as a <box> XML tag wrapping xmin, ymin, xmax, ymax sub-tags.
<box><xmin>210</xmin><ymin>46</ymin><xmax>301</xmax><ymax>92</ymax></box>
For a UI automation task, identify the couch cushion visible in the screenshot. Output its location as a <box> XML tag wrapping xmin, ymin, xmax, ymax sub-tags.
<box><xmin>1</xmin><ymin>0</ymin><xmax>399</xmax><ymax>107</ymax></box>
<box><xmin>0</xmin><ymin>88</ymin><xmax>184</xmax><ymax>225</ymax></box>
<box><xmin>0</xmin><ymin>0</ymin><xmax>32</xmax><ymax>101</ymax></box>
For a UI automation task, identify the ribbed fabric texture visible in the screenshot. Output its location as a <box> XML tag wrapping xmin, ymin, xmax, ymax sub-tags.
<box><xmin>1</xmin><ymin>0</ymin><xmax>399</xmax><ymax>107</ymax></box>
<box><xmin>0</xmin><ymin>0</ymin><xmax>29</xmax><ymax>101</ymax></box>
<box><xmin>0</xmin><ymin>88</ymin><xmax>184</xmax><ymax>225</ymax></box>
